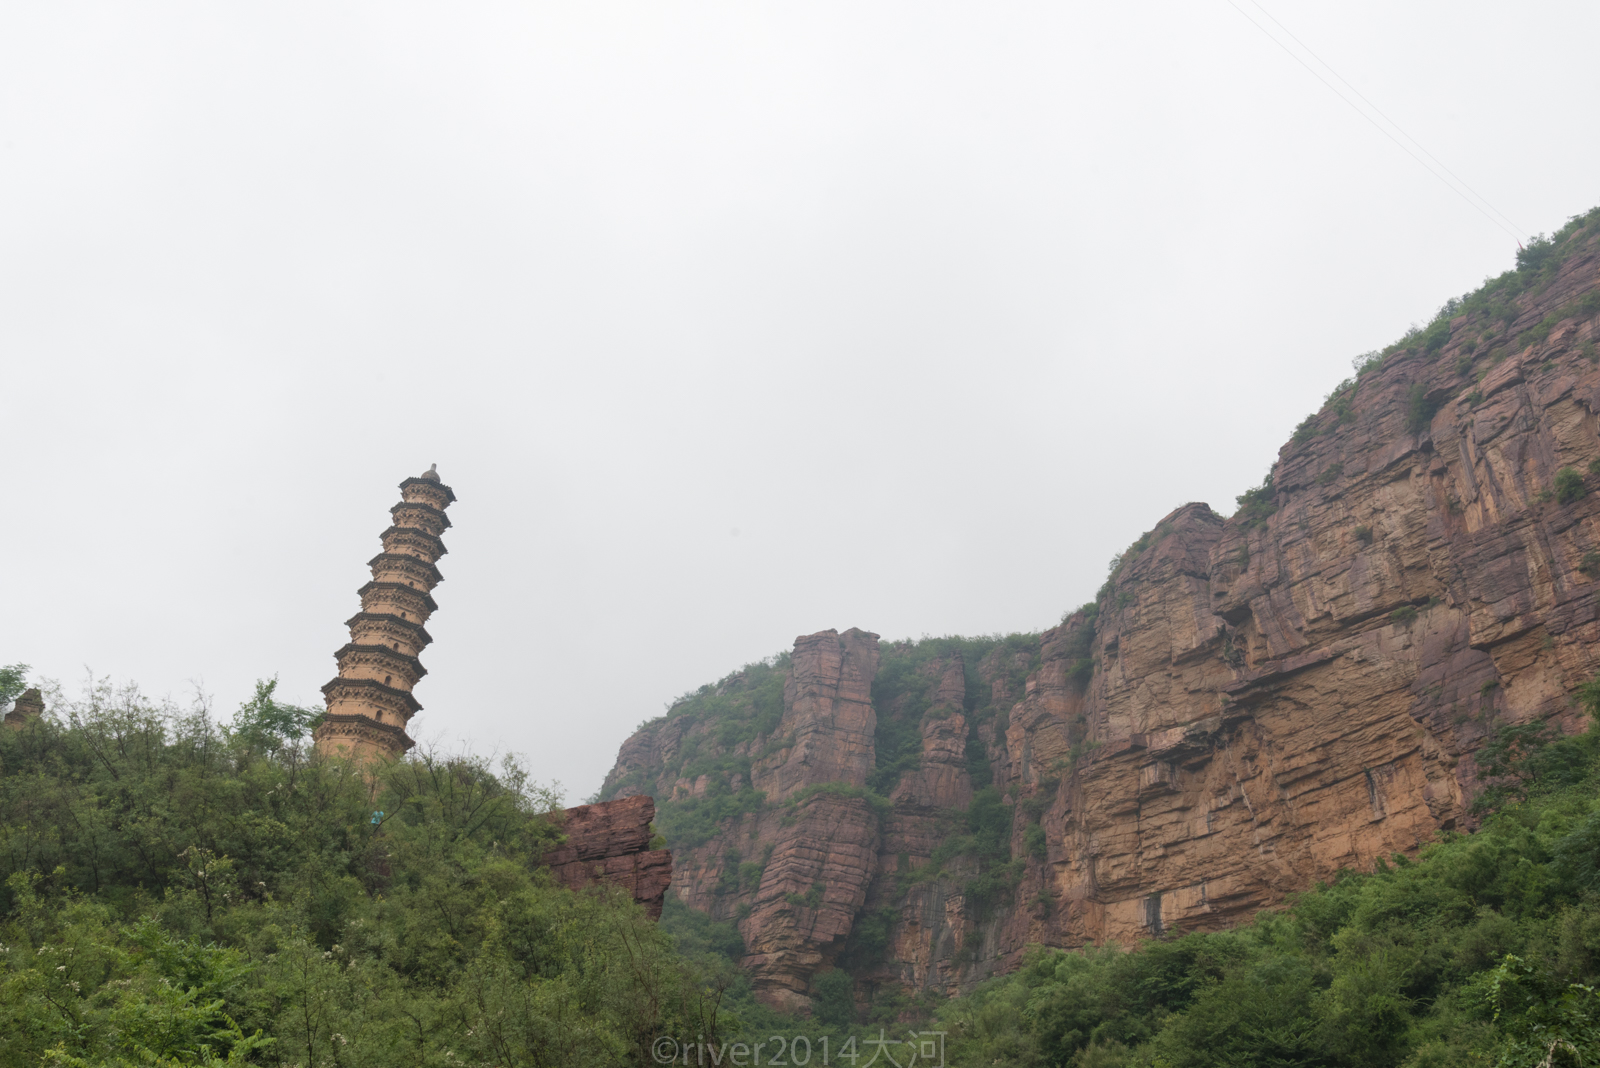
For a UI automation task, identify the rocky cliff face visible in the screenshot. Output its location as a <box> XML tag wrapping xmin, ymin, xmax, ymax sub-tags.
<box><xmin>602</xmin><ymin>216</ymin><xmax>1600</xmax><ymax>1012</ymax></box>
<box><xmin>542</xmin><ymin>795</ymin><xmax>673</xmax><ymax>920</ymax></box>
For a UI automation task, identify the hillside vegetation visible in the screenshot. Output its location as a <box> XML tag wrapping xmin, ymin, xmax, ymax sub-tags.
<box><xmin>7</xmin><ymin>670</ymin><xmax>1600</xmax><ymax>1065</ymax></box>
<box><xmin>0</xmin><ymin>678</ymin><xmax>725</xmax><ymax>1067</ymax></box>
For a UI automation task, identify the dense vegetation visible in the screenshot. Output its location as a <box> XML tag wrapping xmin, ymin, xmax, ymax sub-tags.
<box><xmin>0</xmin><ymin>675</ymin><xmax>728</xmax><ymax>1067</ymax></box>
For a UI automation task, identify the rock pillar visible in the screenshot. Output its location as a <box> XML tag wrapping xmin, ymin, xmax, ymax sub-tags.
<box><xmin>313</xmin><ymin>465</ymin><xmax>456</xmax><ymax>761</ymax></box>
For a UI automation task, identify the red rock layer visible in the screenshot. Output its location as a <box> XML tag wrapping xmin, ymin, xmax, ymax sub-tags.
<box><xmin>543</xmin><ymin>795</ymin><xmax>672</xmax><ymax>920</ymax></box>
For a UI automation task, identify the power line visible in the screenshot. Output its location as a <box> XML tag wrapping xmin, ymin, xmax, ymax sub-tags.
<box><xmin>1222</xmin><ymin>0</ymin><xmax>1524</xmax><ymax>244</ymax></box>
<box><xmin>1244</xmin><ymin>0</ymin><xmax>1525</xmax><ymax>239</ymax></box>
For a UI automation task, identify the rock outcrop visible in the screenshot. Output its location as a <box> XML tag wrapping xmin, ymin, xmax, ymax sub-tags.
<box><xmin>602</xmin><ymin>219</ymin><xmax>1600</xmax><ymax>1010</ymax></box>
<box><xmin>3</xmin><ymin>688</ymin><xmax>43</xmax><ymax>730</ymax></box>
<box><xmin>543</xmin><ymin>795</ymin><xmax>673</xmax><ymax>920</ymax></box>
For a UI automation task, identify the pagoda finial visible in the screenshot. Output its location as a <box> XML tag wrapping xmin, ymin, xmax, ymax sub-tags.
<box><xmin>312</xmin><ymin>469</ymin><xmax>457</xmax><ymax>762</ymax></box>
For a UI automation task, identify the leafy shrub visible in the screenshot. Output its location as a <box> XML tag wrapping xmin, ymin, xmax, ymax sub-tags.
<box><xmin>1233</xmin><ymin>473</ymin><xmax>1277</xmax><ymax>529</ymax></box>
<box><xmin>1421</xmin><ymin>318</ymin><xmax>1452</xmax><ymax>353</ymax></box>
<box><xmin>784</xmin><ymin>883</ymin><xmax>824</xmax><ymax>909</ymax></box>
<box><xmin>1330</xmin><ymin>389</ymin><xmax>1356</xmax><ymax>423</ymax></box>
<box><xmin>1465</xmin><ymin>389</ymin><xmax>1484</xmax><ymax>406</ymax></box>
<box><xmin>786</xmin><ymin>781</ymin><xmax>891</xmax><ymax>819</ymax></box>
<box><xmin>1581</xmin><ymin>551</ymin><xmax>1600</xmax><ymax>577</ymax></box>
<box><xmin>811</xmin><ymin>969</ymin><xmax>856</xmax><ymax>1027</ymax></box>
<box><xmin>1405</xmin><ymin>382</ymin><xmax>1440</xmax><ymax>434</ymax></box>
<box><xmin>1352</xmin><ymin>350</ymin><xmax>1384</xmax><ymax>378</ymax></box>
<box><xmin>1354</xmin><ymin>525</ymin><xmax>1374</xmax><ymax>545</ymax></box>
<box><xmin>1515</xmin><ymin>233</ymin><xmax>1555</xmax><ymax>272</ymax></box>
<box><xmin>1315</xmin><ymin>462</ymin><xmax>1343</xmax><ymax>486</ymax></box>
<box><xmin>1556</xmin><ymin>466</ymin><xmax>1587</xmax><ymax>504</ymax></box>
<box><xmin>1389</xmin><ymin>605</ymin><xmax>1418</xmax><ymax>625</ymax></box>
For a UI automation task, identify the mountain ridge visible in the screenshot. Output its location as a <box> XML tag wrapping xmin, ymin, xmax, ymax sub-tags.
<box><xmin>601</xmin><ymin>206</ymin><xmax>1600</xmax><ymax>1013</ymax></box>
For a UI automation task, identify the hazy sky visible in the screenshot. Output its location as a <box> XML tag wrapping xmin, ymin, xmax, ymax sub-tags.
<box><xmin>4</xmin><ymin>2</ymin><xmax>1597</xmax><ymax>800</ymax></box>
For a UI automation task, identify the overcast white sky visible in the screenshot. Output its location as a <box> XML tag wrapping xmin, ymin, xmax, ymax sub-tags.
<box><xmin>3</xmin><ymin>2</ymin><xmax>1597</xmax><ymax>800</ymax></box>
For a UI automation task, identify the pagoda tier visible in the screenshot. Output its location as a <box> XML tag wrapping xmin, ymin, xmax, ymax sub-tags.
<box><xmin>357</xmin><ymin>581</ymin><xmax>438</xmax><ymax>624</ymax></box>
<box><xmin>367</xmin><ymin>552</ymin><xmax>444</xmax><ymax>591</ymax></box>
<box><xmin>400</xmin><ymin>475</ymin><xmax>455</xmax><ymax>510</ymax></box>
<box><xmin>333</xmin><ymin>643</ymin><xmax>427</xmax><ymax>690</ymax></box>
<box><xmin>391</xmin><ymin>501</ymin><xmax>450</xmax><ymax>537</ymax></box>
<box><xmin>313</xmin><ymin>464</ymin><xmax>456</xmax><ymax>762</ymax></box>
<box><xmin>380</xmin><ymin>525</ymin><xmax>447</xmax><ymax>562</ymax></box>
<box><xmin>345</xmin><ymin>612</ymin><xmax>433</xmax><ymax>658</ymax></box>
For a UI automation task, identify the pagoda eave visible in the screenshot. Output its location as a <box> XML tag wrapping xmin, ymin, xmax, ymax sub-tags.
<box><xmin>314</xmin><ymin>713</ymin><xmax>416</xmax><ymax>754</ymax></box>
<box><xmin>367</xmin><ymin>552</ymin><xmax>444</xmax><ymax>586</ymax></box>
<box><xmin>321</xmin><ymin>676</ymin><xmax>424</xmax><ymax>714</ymax></box>
<box><xmin>379</xmin><ymin>525</ymin><xmax>447</xmax><ymax>559</ymax></box>
<box><xmin>391</xmin><ymin>500</ymin><xmax>452</xmax><ymax>531</ymax></box>
<box><xmin>334</xmin><ymin>642</ymin><xmax>428</xmax><ymax>680</ymax></box>
<box><xmin>344</xmin><ymin>612</ymin><xmax>433</xmax><ymax>645</ymax></box>
<box><xmin>400</xmin><ymin>475</ymin><xmax>457</xmax><ymax>504</ymax></box>
<box><xmin>356</xmin><ymin>581</ymin><xmax>440</xmax><ymax>614</ymax></box>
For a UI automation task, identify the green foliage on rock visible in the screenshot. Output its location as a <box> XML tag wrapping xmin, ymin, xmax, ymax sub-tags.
<box><xmin>1556</xmin><ymin>466</ymin><xmax>1587</xmax><ymax>505</ymax></box>
<box><xmin>870</xmin><ymin>633</ymin><xmax>1038</xmax><ymax>797</ymax></box>
<box><xmin>1233</xmin><ymin>473</ymin><xmax>1277</xmax><ymax>529</ymax></box>
<box><xmin>1405</xmin><ymin>382</ymin><xmax>1441</xmax><ymax>434</ymax></box>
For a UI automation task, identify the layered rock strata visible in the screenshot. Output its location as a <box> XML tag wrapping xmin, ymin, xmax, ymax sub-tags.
<box><xmin>603</xmin><ymin>223</ymin><xmax>1600</xmax><ymax>1008</ymax></box>
<box><xmin>543</xmin><ymin>795</ymin><xmax>673</xmax><ymax>920</ymax></box>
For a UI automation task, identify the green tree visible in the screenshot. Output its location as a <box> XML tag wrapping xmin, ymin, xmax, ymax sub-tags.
<box><xmin>0</xmin><ymin>664</ymin><xmax>27</xmax><ymax>710</ymax></box>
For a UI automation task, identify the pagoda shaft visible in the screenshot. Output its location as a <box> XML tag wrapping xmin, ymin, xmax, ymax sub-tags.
<box><xmin>313</xmin><ymin>467</ymin><xmax>457</xmax><ymax>761</ymax></box>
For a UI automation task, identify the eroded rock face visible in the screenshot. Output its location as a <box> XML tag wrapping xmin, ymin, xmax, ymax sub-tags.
<box><xmin>603</xmin><ymin>233</ymin><xmax>1600</xmax><ymax>1005</ymax></box>
<box><xmin>543</xmin><ymin>795</ymin><xmax>672</xmax><ymax>920</ymax></box>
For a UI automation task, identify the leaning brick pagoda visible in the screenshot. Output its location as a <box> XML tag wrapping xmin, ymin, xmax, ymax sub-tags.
<box><xmin>313</xmin><ymin>464</ymin><xmax>456</xmax><ymax>761</ymax></box>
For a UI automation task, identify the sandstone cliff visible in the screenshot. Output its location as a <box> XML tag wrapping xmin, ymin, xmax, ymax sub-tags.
<box><xmin>602</xmin><ymin>213</ymin><xmax>1600</xmax><ymax>1012</ymax></box>
<box><xmin>542</xmin><ymin>795</ymin><xmax>673</xmax><ymax>920</ymax></box>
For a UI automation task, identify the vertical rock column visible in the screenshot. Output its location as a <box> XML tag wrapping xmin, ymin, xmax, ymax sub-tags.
<box><xmin>313</xmin><ymin>465</ymin><xmax>456</xmax><ymax>761</ymax></box>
